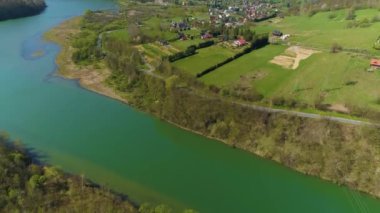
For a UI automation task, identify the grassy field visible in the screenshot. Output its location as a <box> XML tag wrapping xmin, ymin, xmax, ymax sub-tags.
<box><xmin>254</xmin><ymin>9</ymin><xmax>380</xmax><ymax>54</ymax></box>
<box><xmin>107</xmin><ymin>29</ymin><xmax>129</xmax><ymax>42</ymax></box>
<box><xmin>140</xmin><ymin>16</ymin><xmax>178</xmax><ymax>40</ymax></box>
<box><xmin>173</xmin><ymin>44</ymin><xmax>237</xmax><ymax>75</ymax></box>
<box><xmin>184</xmin><ymin>8</ymin><xmax>380</xmax><ymax>115</ymax></box>
<box><xmin>171</xmin><ymin>38</ymin><xmax>204</xmax><ymax>51</ymax></box>
<box><xmin>200</xmin><ymin>43</ymin><xmax>380</xmax><ymax>111</ymax></box>
<box><xmin>130</xmin><ymin>6</ymin><xmax>380</xmax><ymax>115</ymax></box>
<box><xmin>200</xmin><ymin>45</ymin><xmax>288</xmax><ymax>88</ymax></box>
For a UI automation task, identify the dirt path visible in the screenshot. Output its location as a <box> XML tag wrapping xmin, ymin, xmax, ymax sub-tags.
<box><xmin>271</xmin><ymin>46</ymin><xmax>319</xmax><ymax>69</ymax></box>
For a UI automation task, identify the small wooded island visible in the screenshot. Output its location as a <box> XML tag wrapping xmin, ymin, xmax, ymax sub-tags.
<box><xmin>0</xmin><ymin>0</ymin><xmax>46</xmax><ymax>21</ymax></box>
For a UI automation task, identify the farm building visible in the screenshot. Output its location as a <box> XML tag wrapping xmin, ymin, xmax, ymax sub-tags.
<box><xmin>234</xmin><ymin>38</ymin><xmax>247</xmax><ymax>47</ymax></box>
<box><xmin>272</xmin><ymin>30</ymin><xmax>283</xmax><ymax>37</ymax></box>
<box><xmin>370</xmin><ymin>59</ymin><xmax>380</xmax><ymax>68</ymax></box>
<box><xmin>280</xmin><ymin>34</ymin><xmax>290</xmax><ymax>40</ymax></box>
<box><xmin>201</xmin><ymin>33</ymin><xmax>213</xmax><ymax>39</ymax></box>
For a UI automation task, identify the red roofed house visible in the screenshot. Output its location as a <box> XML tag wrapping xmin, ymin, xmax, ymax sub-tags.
<box><xmin>370</xmin><ymin>59</ymin><xmax>380</xmax><ymax>68</ymax></box>
<box><xmin>201</xmin><ymin>33</ymin><xmax>213</xmax><ymax>39</ymax></box>
<box><xmin>234</xmin><ymin>38</ymin><xmax>247</xmax><ymax>47</ymax></box>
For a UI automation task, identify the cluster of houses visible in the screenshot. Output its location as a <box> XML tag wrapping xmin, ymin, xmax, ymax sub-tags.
<box><xmin>199</xmin><ymin>30</ymin><xmax>248</xmax><ymax>47</ymax></box>
<box><xmin>245</xmin><ymin>2</ymin><xmax>278</xmax><ymax>21</ymax></box>
<box><xmin>156</xmin><ymin>1</ymin><xmax>278</xmax><ymax>48</ymax></box>
<box><xmin>169</xmin><ymin>21</ymin><xmax>193</xmax><ymax>40</ymax></box>
<box><xmin>233</xmin><ymin>38</ymin><xmax>248</xmax><ymax>47</ymax></box>
<box><xmin>201</xmin><ymin>32</ymin><xmax>213</xmax><ymax>39</ymax></box>
<box><xmin>207</xmin><ymin>0</ymin><xmax>278</xmax><ymax>25</ymax></box>
<box><xmin>170</xmin><ymin>21</ymin><xmax>191</xmax><ymax>31</ymax></box>
<box><xmin>208</xmin><ymin>7</ymin><xmax>243</xmax><ymax>26</ymax></box>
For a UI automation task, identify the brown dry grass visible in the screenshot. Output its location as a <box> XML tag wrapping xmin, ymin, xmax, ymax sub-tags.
<box><xmin>270</xmin><ymin>46</ymin><xmax>319</xmax><ymax>69</ymax></box>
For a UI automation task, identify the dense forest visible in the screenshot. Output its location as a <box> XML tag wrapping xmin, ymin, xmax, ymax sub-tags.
<box><xmin>0</xmin><ymin>0</ymin><xmax>46</xmax><ymax>21</ymax></box>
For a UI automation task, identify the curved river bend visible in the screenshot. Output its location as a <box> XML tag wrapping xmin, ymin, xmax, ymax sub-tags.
<box><xmin>1</xmin><ymin>0</ymin><xmax>380</xmax><ymax>212</ymax></box>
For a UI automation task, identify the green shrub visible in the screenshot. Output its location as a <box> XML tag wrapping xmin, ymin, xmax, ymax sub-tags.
<box><xmin>331</xmin><ymin>43</ymin><xmax>343</xmax><ymax>53</ymax></box>
<box><xmin>372</xmin><ymin>15</ymin><xmax>380</xmax><ymax>22</ymax></box>
<box><xmin>373</xmin><ymin>36</ymin><xmax>380</xmax><ymax>50</ymax></box>
<box><xmin>346</xmin><ymin>8</ymin><xmax>356</xmax><ymax>20</ymax></box>
<box><xmin>328</xmin><ymin>13</ymin><xmax>337</xmax><ymax>19</ymax></box>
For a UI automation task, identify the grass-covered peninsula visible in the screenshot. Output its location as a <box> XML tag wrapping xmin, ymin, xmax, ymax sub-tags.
<box><xmin>0</xmin><ymin>0</ymin><xmax>46</xmax><ymax>21</ymax></box>
<box><xmin>46</xmin><ymin>0</ymin><xmax>380</xmax><ymax>201</ymax></box>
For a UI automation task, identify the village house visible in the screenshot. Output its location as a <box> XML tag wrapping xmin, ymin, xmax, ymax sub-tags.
<box><xmin>370</xmin><ymin>59</ymin><xmax>380</xmax><ymax>68</ymax></box>
<box><xmin>245</xmin><ymin>2</ymin><xmax>277</xmax><ymax>21</ymax></box>
<box><xmin>280</xmin><ymin>34</ymin><xmax>290</xmax><ymax>40</ymax></box>
<box><xmin>272</xmin><ymin>30</ymin><xmax>283</xmax><ymax>37</ymax></box>
<box><xmin>201</xmin><ymin>32</ymin><xmax>213</xmax><ymax>39</ymax></box>
<box><xmin>234</xmin><ymin>38</ymin><xmax>247</xmax><ymax>47</ymax></box>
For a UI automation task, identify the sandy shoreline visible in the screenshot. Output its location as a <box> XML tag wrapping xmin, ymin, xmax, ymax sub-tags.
<box><xmin>44</xmin><ymin>17</ymin><xmax>128</xmax><ymax>104</ymax></box>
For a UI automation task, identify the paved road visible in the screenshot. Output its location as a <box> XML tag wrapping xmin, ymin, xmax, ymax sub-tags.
<box><xmin>236</xmin><ymin>102</ymin><xmax>377</xmax><ymax>126</ymax></box>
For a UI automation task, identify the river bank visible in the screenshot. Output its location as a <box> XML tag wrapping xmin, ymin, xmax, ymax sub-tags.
<box><xmin>44</xmin><ymin>17</ymin><xmax>128</xmax><ymax>104</ymax></box>
<box><xmin>46</xmin><ymin>15</ymin><xmax>380</xmax><ymax>202</ymax></box>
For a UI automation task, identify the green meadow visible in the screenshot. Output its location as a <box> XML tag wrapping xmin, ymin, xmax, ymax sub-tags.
<box><xmin>173</xmin><ymin>45</ymin><xmax>236</xmax><ymax>75</ymax></box>
<box><xmin>107</xmin><ymin>29</ymin><xmax>129</xmax><ymax>42</ymax></box>
<box><xmin>254</xmin><ymin>9</ymin><xmax>380</xmax><ymax>54</ymax></box>
<box><xmin>171</xmin><ymin>8</ymin><xmax>380</xmax><ymax>115</ymax></box>
<box><xmin>200</xmin><ymin>43</ymin><xmax>380</xmax><ymax>111</ymax></box>
<box><xmin>171</xmin><ymin>37</ymin><xmax>204</xmax><ymax>51</ymax></box>
<box><xmin>134</xmin><ymin>7</ymin><xmax>380</xmax><ymax>115</ymax></box>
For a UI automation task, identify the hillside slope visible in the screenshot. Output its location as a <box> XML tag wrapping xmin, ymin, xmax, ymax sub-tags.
<box><xmin>0</xmin><ymin>0</ymin><xmax>46</xmax><ymax>21</ymax></box>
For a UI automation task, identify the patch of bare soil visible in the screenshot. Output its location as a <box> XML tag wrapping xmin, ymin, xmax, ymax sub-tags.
<box><xmin>270</xmin><ymin>46</ymin><xmax>319</xmax><ymax>70</ymax></box>
<box><xmin>328</xmin><ymin>104</ymin><xmax>350</xmax><ymax>113</ymax></box>
<box><xmin>270</xmin><ymin>55</ymin><xmax>295</xmax><ymax>69</ymax></box>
